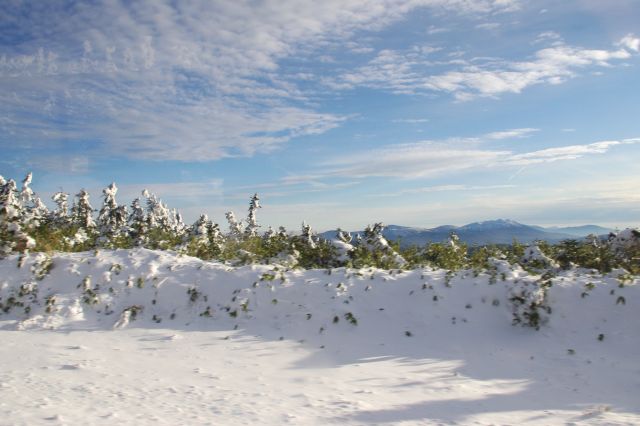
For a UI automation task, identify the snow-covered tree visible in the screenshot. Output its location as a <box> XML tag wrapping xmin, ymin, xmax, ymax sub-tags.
<box><xmin>51</xmin><ymin>191</ymin><xmax>70</xmax><ymax>226</ymax></box>
<box><xmin>245</xmin><ymin>193</ymin><xmax>261</xmax><ymax>238</ymax></box>
<box><xmin>142</xmin><ymin>190</ymin><xmax>171</xmax><ymax>231</ymax></box>
<box><xmin>97</xmin><ymin>182</ymin><xmax>128</xmax><ymax>245</ymax></box>
<box><xmin>358</xmin><ymin>222</ymin><xmax>406</xmax><ymax>268</ymax></box>
<box><xmin>18</xmin><ymin>173</ymin><xmax>48</xmax><ymax>230</ymax></box>
<box><xmin>182</xmin><ymin>214</ymin><xmax>205</xmax><ymax>255</ymax></box>
<box><xmin>225</xmin><ymin>211</ymin><xmax>244</xmax><ymax>239</ymax></box>
<box><xmin>331</xmin><ymin>228</ymin><xmax>354</xmax><ymax>263</ymax></box>
<box><xmin>263</xmin><ymin>226</ymin><xmax>276</xmax><ymax>240</ymax></box>
<box><xmin>140</xmin><ymin>189</ymin><xmax>179</xmax><ymax>248</ymax></box>
<box><xmin>170</xmin><ymin>208</ymin><xmax>187</xmax><ymax>237</ymax></box>
<box><xmin>72</xmin><ymin>189</ymin><xmax>96</xmax><ymax>230</ymax></box>
<box><xmin>20</xmin><ymin>173</ymin><xmax>34</xmax><ymax>206</ymax></box>
<box><xmin>300</xmin><ymin>221</ymin><xmax>317</xmax><ymax>249</ymax></box>
<box><xmin>128</xmin><ymin>197</ymin><xmax>146</xmax><ymax>245</ymax></box>
<box><xmin>336</xmin><ymin>228</ymin><xmax>352</xmax><ymax>244</ymax></box>
<box><xmin>520</xmin><ymin>243</ymin><xmax>558</xmax><ymax>270</ymax></box>
<box><xmin>0</xmin><ymin>179</ymin><xmax>35</xmax><ymax>256</ymax></box>
<box><xmin>277</xmin><ymin>226</ymin><xmax>288</xmax><ymax>238</ymax></box>
<box><xmin>607</xmin><ymin>229</ymin><xmax>640</xmax><ymax>272</ymax></box>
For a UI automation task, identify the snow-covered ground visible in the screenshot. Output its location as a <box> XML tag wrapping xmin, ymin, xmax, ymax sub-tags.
<box><xmin>1</xmin><ymin>249</ymin><xmax>638</xmax><ymax>425</ymax></box>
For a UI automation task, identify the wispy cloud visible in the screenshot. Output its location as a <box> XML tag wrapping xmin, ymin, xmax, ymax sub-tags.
<box><xmin>283</xmin><ymin>136</ymin><xmax>640</xmax><ymax>181</ymax></box>
<box><xmin>392</xmin><ymin>118</ymin><xmax>430</xmax><ymax>124</ymax></box>
<box><xmin>371</xmin><ymin>183</ymin><xmax>517</xmax><ymax>197</ymax></box>
<box><xmin>485</xmin><ymin>128</ymin><xmax>538</xmax><ymax>139</ymax></box>
<box><xmin>505</xmin><ymin>138</ymin><xmax>640</xmax><ymax>165</ymax></box>
<box><xmin>327</xmin><ymin>35</ymin><xmax>640</xmax><ymax>100</ymax></box>
<box><xmin>0</xmin><ymin>0</ymin><xmax>523</xmax><ymax>162</ymax></box>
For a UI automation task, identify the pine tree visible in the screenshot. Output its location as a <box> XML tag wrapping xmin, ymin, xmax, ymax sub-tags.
<box><xmin>141</xmin><ymin>189</ymin><xmax>176</xmax><ymax>248</ymax></box>
<box><xmin>301</xmin><ymin>221</ymin><xmax>316</xmax><ymax>249</ymax></box>
<box><xmin>225</xmin><ymin>211</ymin><xmax>244</xmax><ymax>239</ymax></box>
<box><xmin>128</xmin><ymin>197</ymin><xmax>146</xmax><ymax>246</ymax></box>
<box><xmin>20</xmin><ymin>173</ymin><xmax>34</xmax><ymax>206</ymax></box>
<box><xmin>263</xmin><ymin>226</ymin><xmax>276</xmax><ymax>240</ymax></box>
<box><xmin>18</xmin><ymin>172</ymin><xmax>48</xmax><ymax>230</ymax></box>
<box><xmin>97</xmin><ymin>182</ymin><xmax>128</xmax><ymax>247</ymax></box>
<box><xmin>245</xmin><ymin>193</ymin><xmax>261</xmax><ymax>238</ymax></box>
<box><xmin>72</xmin><ymin>189</ymin><xmax>96</xmax><ymax>230</ymax></box>
<box><xmin>207</xmin><ymin>221</ymin><xmax>225</xmax><ymax>256</ymax></box>
<box><xmin>0</xmin><ymin>179</ymin><xmax>35</xmax><ymax>256</ymax></box>
<box><xmin>170</xmin><ymin>208</ymin><xmax>187</xmax><ymax>237</ymax></box>
<box><xmin>51</xmin><ymin>191</ymin><xmax>70</xmax><ymax>226</ymax></box>
<box><xmin>358</xmin><ymin>222</ymin><xmax>406</xmax><ymax>268</ymax></box>
<box><xmin>336</xmin><ymin>228</ymin><xmax>352</xmax><ymax>243</ymax></box>
<box><xmin>142</xmin><ymin>189</ymin><xmax>171</xmax><ymax>231</ymax></box>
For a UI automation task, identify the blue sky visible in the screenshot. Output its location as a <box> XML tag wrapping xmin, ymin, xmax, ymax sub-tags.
<box><xmin>1</xmin><ymin>0</ymin><xmax>639</xmax><ymax>231</ymax></box>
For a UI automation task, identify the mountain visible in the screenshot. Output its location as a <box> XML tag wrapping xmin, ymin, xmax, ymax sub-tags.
<box><xmin>320</xmin><ymin>219</ymin><xmax>604</xmax><ymax>247</ymax></box>
<box><xmin>544</xmin><ymin>225</ymin><xmax>613</xmax><ymax>237</ymax></box>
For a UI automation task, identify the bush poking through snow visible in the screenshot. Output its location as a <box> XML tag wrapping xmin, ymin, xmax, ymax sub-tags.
<box><xmin>509</xmin><ymin>277</ymin><xmax>552</xmax><ymax>330</ymax></box>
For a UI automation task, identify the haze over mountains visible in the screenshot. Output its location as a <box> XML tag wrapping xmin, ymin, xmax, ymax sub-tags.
<box><xmin>320</xmin><ymin>219</ymin><xmax>614</xmax><ymax>247</ymax></box>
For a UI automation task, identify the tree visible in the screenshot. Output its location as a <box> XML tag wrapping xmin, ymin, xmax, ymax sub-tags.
<box><xmin>128</xmin><ymin>197</ymin><xmax>146</xmax><ymax>246</ymax></box>
<box><xmin>0</xmin><ymin>178</ymin><xmax>35</xmax><ymax>256</ymax></box>
<box><xmin>51</xmin><ymin>191</ymin><xmax>71</xmax><ymax>226</ymax></box>
<box><xmin>245</xmin><ymin>193</ymin><xmax>261</xmax><ymax>238</ymax></box>
<box><xmin>97</xmin><ymin>182</ymin><xmax>128</xmax><ymax>246</ymax></box>
<box><xmin>72</xmin><ymin>189</ymin><xmax>96</xmax><ymax>230</ymax></box>
<box><xmin>225</xmin><ymin>211</ymin><xmax>244</xmax><ymax>239</ymax></box>
<box><xmin>353</xmin><ymin>222</ymin><xmax>407</xmax><ymax>268</ymax></box>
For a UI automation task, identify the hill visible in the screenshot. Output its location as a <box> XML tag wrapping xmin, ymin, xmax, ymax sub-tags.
<box><xmin>321</xmin><ymin>219</ymin><xmax>613</xmax><ymax>247</ymax></box>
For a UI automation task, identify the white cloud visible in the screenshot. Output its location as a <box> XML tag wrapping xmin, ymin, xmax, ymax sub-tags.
<box><xmin>282</xmin><ymin>136</ymin><xmax>640</xmax><ymax>181</ymax></box>
<box><xmin>485</xmin><ymin>128</ymin><xmax>538</xmax><ymax>139</ymax></box>
<box><xmin>327</xmin><ymin>35</ymin><xmax>639</xmax><ymax>99</ymax></box>
<box><xmin>618</xmin><ymin>34</ymin><xmax>640</xmax><ymax>52</ymax></box>
<box><xmin>533</xmin><ymin>31</ymin><xmax>563</xmax><ymax>45</ymax></box>
<box><xmin>371</xmin><ymin>183</ymin><xmax>517</xmax><ymax>197</ymax></box>
<box><xmin>476</xmin><ymin>23</ymin><xmax>501</xmax><ymax>31</ymax></box>
<box><xmin>0</xmin><ymin>0</ymin><xmax>523</xmax><ymax>161</ymax></box>
<box><xmin>505</xmin><ymin>138</ymin><xmax>640</xmax><ymax>165</ymax></box>
<box><xmin>326</xmin><ymin>143</ymin><xmax>508</xmax><ymax>178</ymax></box>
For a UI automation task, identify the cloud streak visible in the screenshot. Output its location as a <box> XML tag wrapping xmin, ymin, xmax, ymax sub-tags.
<box><xmin>285</xmin><ymin>136</ymin><xmax>640</xmax><ymax>181</ymax></box>
<box><xmin>0</xmin><ymin>0</ymin><xmax>523</xmax><ymax>162</ymax></box>
<box><xmin>327</xmin><ymin>34</ymin><xmax>640</xmax><ymax>100</ymax></box>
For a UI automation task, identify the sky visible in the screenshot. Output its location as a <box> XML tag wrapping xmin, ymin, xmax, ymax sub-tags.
<box><xmin>1</xmin><ymin>0</ymin><xmax>639</xmax><ymax>231</ymax></box>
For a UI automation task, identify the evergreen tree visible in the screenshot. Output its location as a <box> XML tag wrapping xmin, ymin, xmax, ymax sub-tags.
<box><xmin>51</xmin><ymin>191</ymin><xmax>71</xmax><ymax>226</ymax></box>
<box><xmin>141</xmin><ymin>189</ymin><xmax>178</xmax><ymax>248</ymax></box>
<box><xmin>128</xmin><ymin>197</ymin><xmax>147</xmax><ymax>246</ymax></box>
<box><xmin>421</xmin><ymin>232</ymin><xmax>468</xmax><ymax>270</ymax></box>
<box><xmin>263</xmin><ymin>226</ymin><xmax>276</xmax><ymax>240</ymax></box>
<box><xmin>72</xmin><ymin>189</ymin><xmax>96</xmax><ymax>230</ymax></box>
<box><xmin>97</xmin><ymin>182</ymin><xmax>128</xmax><ymax>246</ymax></box>
<box><xmin>142</xmin><ymin>189</ymin><xmax>171</xmax><ymax>232</ymax></box>
<box><xmin>184</xmin><ymin>214</ymin><xmax>212</xmax><ymax>258</ymax></box>
<box><xmin>225</xmin><ymin>211</ymin><xmax>244</xmax><ymax>239</ymax></box>
<box><xmin>300</xmin><ymin>221</ymin><xmax>316</xmax><ymax>249</ymax></box>
<box><xmin>18</xmin><ymin>172</ymin><xmax>48</xmax><ymax>230</ymax></box>
<box><xmin>245</xmin><ymin>193</ymin><xmax>261</xmax><ymax>237</ymax></box>
<box><xmin>352</xmin><ymin>223</ymin><xmax>406</xmax><ymax>268</ymax></box>
<box><xmin>0</xmin><ymin>179</ymin><xmax>34</xmax><ymax>256</ymax></box>
<box><xmin>170</xmin><ymin>208</ymin><xmax>187</xmax><ymax>237</ymax></box>
<box><xmin>337</xmin><ymin>228</ymin><xmax>352</xmax><ymax>243</ymax></box>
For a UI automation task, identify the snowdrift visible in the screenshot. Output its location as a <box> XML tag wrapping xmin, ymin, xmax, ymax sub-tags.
<box><xmin>1</xmin><ymin>249</ymin><xmax>636</xmax><ymax>340</ymax></box>
<box><xmin>1</xmin><ymin>248</ymin><xmax>639</xmax><ymax>425</ymax></box>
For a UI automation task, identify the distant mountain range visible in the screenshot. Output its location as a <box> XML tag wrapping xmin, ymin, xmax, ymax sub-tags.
<box><xmin>319</xmin><ymin>219</ymin><xmax>615</xmax><ymax>247</ymax></box>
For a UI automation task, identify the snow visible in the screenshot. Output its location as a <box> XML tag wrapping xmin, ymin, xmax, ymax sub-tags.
<box><xmin>0</xmin><ymin>248</ymin><xmax>638</xmax><ymax>425</ymax></box>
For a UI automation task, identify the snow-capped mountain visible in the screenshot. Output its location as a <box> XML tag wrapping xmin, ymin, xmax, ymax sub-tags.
<box><xmin>321</xmin><ymin>219</ymin><xmax>613</xmax><ymax>247</ymax></box>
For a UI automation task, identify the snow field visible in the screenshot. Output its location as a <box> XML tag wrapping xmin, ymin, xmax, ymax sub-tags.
<box><xmin>0</xmin><ymin>248</ymin><xmax>638</xmax><ymax>425</ymax></box>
